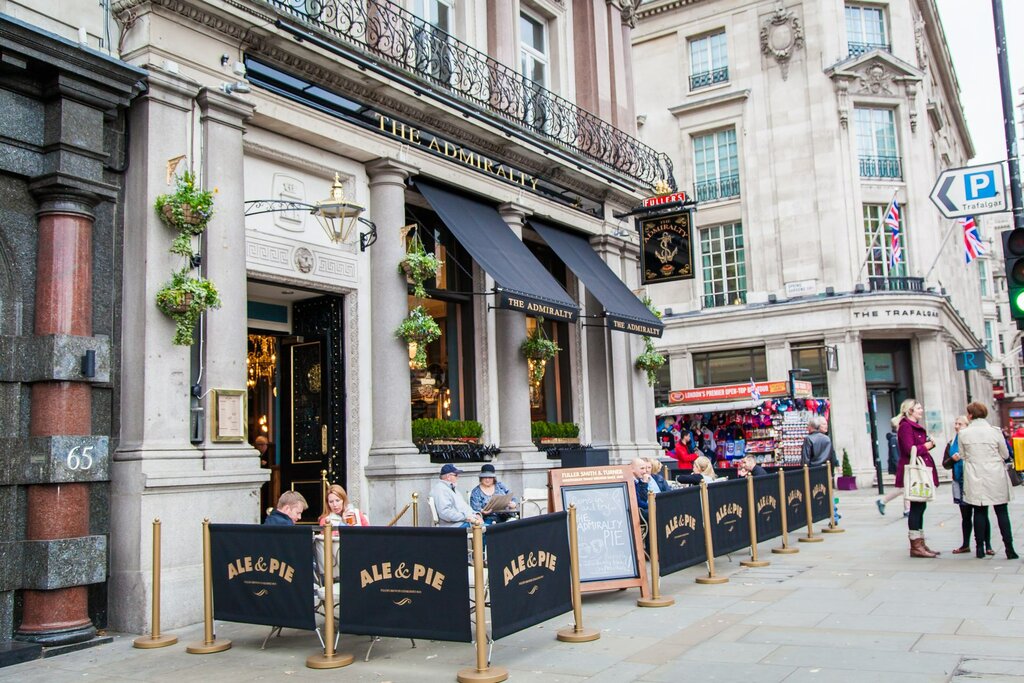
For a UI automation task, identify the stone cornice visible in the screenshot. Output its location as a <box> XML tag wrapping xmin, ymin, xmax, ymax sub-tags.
<box><xmin>634</xmin><ymin>0</ymin><xmax>704</xmax><ymax>20</ymax></box>
<box><xmin>669</xmin><ymin>89</ymin><xmax>750</xmax><ymax>118</ymax></box>
<box><xmin>915</xmin><ymin>0</ymin><xmax>974</xmax><ymax>158</ymax></box>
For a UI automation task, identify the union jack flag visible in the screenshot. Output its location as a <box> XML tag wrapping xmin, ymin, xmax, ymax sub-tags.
<box><xmin>961</xmin><ymin>216</ymin><xmax>985</xmax><ymax>264</ymax></box>
<box><xmin>884</xmin><ymin>199</ymin><xmax>902</xmax><ymax>268</ymax></box>
<box><xmin>749</xmin><ymin>378</ymin><xmax>761</xmax><ymax>401</ymax></box>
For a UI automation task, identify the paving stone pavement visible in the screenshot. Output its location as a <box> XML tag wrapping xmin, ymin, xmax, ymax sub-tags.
<box><xmin>3</xmin><ymin>487</ymin><xmax>1023</xmax><ymax>682</ymax></box>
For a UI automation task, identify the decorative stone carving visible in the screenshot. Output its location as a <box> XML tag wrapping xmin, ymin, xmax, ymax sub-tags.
<box><xmin>294</xmin><ymin>246</ymin><xmax>315</xmax><ymax>274</ymax></box>
<box><xmin>914</xmin><ymin>16</ymin><xmax>929</xmax><ymax>71</ymax></box>
<box><xmin>834</xmin><ymin>79</ymin><xmax>850</xmax><ymax>129</ymax></box>
<box><xmin>620</xmin><ymin>0</ymin><xmax>638</xmax><ymax>28</ymax></box>
<box><xmin>855</xmin><ymin>63</ymin><xmax>895</xmax><ymax>95</ymax></box>
<box><xmin>759</xmin><ymin>5</ymin><xmax>804</xmax><ymax>81</ymax></box>
<box><xmin>905</xmin><ymin>83</ymin><xmax>918</xmax><ymax>133</ymax></box>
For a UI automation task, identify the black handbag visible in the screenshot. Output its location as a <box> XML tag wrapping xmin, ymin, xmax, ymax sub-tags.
<box><xmin>1008</xmin><ymin>464</ymin><xmax>1023</xmax><ymax>488</ymax></box>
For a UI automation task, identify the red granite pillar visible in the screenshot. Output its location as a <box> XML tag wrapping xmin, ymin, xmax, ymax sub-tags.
<box><xmin>18</xmin><ymin>199</ymin><xmax>97</xmax><ymax>644</ymax></box>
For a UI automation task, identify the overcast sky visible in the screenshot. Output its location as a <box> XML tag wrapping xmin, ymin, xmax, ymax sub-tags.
<box><xmin>935</xmin><ymin>0</ymin><xmax>1024</xmax><ymax>164</ymax></box>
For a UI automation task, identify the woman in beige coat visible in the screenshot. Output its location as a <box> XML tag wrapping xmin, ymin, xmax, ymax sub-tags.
<box><xmin>957</xmin><ymin>402</ymin><xmax>1017</xmax><ymax>559</ymax></box>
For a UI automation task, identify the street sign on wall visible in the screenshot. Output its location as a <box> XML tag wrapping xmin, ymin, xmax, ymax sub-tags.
<box><xmin>929</xmin><ymin>162</ymin><xmax>1007</xmax><ymax>219</ymax></box>
<box><xmin>954</xmin><ymin>348</ymin><xmax>987</xmax><ymax>372</ymax></box>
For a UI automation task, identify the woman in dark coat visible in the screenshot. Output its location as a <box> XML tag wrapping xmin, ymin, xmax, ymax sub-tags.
<box><xmin>896</xmin><ymin>398</ymin><xmax>940</xmax><ymax>558</ymax></box>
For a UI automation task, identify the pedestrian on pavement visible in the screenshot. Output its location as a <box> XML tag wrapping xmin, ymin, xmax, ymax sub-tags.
<box><xmin>957</xmin><ymin>402</ymin><xmax>1017</xmax><ymax>560</ymax></box>
<box><xmin>896</xmin><ymin>398</ymin><xmax>940</xmax><ymax>558</ymax></box>
<box><xmin>876</xmin><ymin>416</ymin><xmax>910</xmax><ymax>517</ymax></box>
<box><xmin>942</xmin><ymin>415</ymin><xmax>992</xmax><ymax>555</ymax></box>
<box><xmin>800</xmin><ymin>415</ymin><xmax>837</xmax><ymax>467</ymax></box>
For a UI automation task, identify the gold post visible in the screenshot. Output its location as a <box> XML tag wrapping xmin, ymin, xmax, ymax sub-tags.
<box><xmin>186</xmin><ymin>520</ymin><xmax>232</xmax><ymax>654</ymax></box>
<box><xmin>320</xmin><ymin>469</ymin><xmax>329</xmax><ymax>520</ymax></box>
<box><xmin>822</xmin><ymin>462</ymin><xmax>845</xmax><ymax>533</ymax></box>
<box><xmin>457</xmin><ymin>525</ymin><xmax>509</xmax><ymax>683</ymax></box>
<box><xmin>412</xmin><ymin>492</ymin><xmax>420</xmax><ymax>527</ymax></box>
<box><xmin>557</xmin><ymin>505</ymin><xmax>600</xmax><ymax>642</ymax></box>
<box><xmin>695</xmin><ymin>480</ymin><xmax>728</xmax><ymax>585</ymax></box>
<box><xmin>772</xmin><ymin>469</ymin><xmax>799</xmax><ymax>554</ymax></box>
<box><xmin>798</xmin><ymin>465</ymin><xmax>823</xmax><ymax>543</ymax></box>
<box><xmin>740</xmin><ymin>476</ymin><xmax>770</xmax><ymax>568</ymax></box>
<box><xmin>637</xmin><ymin>490</ymin><xmax>674</xmax><ymax>607</ymax></box>
<box><xmin>134</xmin><ymin>519</ymin><xmax>178</xmax><ymax>648</ymax></box>
<box><xmin>307</xmin><ymin>519</ymin><xmax>353</xmax><ymax>669</ymax></box>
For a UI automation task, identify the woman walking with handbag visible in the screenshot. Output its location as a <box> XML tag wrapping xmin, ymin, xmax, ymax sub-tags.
<box><xmin>896</xmin><ymin>398</ymin><xmax>940</xmax><ymax>558</ymax></box>
<box><xmin>957</xmin><ymin>402</ymin><xmax>1017</xmax><ymax>560</ymax></box>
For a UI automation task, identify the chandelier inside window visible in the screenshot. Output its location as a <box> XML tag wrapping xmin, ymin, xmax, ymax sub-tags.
<box><xmin>247</xmin><ymin>334</ymin><xmax>277</xmax><ymax>387</ymax></box>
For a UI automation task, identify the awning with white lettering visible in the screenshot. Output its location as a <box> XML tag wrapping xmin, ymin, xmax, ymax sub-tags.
<box><xmin>416</xmin><ymin>181</ymin><xmax>579</xmax><ymax>322</ymax></box>
<box><xmin>530</xmin><ymin>220</ymin><xmax>663</xmax><ymax>338</ymax></box>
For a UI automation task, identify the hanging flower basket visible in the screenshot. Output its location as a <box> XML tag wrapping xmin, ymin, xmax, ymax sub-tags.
<box><xmin>398</xmin><ymin>231</ymin><xmax>442</xmax><ymax>298</ymax></box>
<box><xmin>395</xmin><ymin>305</ymin><xmax>441</xmax><ymax>369</ymax></box>
<box><xmin>635</xmin><ymin>337</ymin><xmax>666</xmax><ymax>387</ymax></box>
<box><xmin>155</xmin><ymin>268</ymin><xmax>222</xmax><ymax>346</ymax></box>
<box><xmin>521</xmin><ymin>317</ymin><xmax>560</xmax><ymax>361</ymax></box>
<box><xmin>154</xmin><ymin>171</ymin><xmax>215</xmax><ymax>235</ymax></box>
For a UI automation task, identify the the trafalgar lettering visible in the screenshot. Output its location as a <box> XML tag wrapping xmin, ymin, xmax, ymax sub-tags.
<box><xmin>359</xmin><ymin>562</ymin><xmax>446</xmax><ymax>591</ymax></box>
<box><xmin>502</xmin><ymin>551</ymin><xmax>558</xmax><ymax>587</ymax></box>
<box><xmin>503</xmin><ymin>295</ymin><xmax>575</xmax><ymax>321</ymax></box>
<box><xmin>757</xmin><ymin>496</ymin><xmax>778</xmax><ymax>514</ymax></box>
<box><xmin>715</xmin><ymin>503</ymin><xmax>743</xmax><ymax>524</ymax></box>
<box><xmin>376</xmin><ymin>113</ymin><xmax>539</xmax><ymax>191</ymax></box>
<box><xmin>225</xmin><ymin>556</ymin><xmax>296</xmax><ymax>583</ymax></box>
<box><xmin>852</xmin><ymin>309</ymin><xmax>940</xmax><ymax>319</ymax></box>
<box><xmin>664</xmin><ymin>514</ymin><xmax>697</xmax><ymax>539</ymax></box>
<box><xmin>610</xmin><ymin>319</ymin><xmax>663</xmax><ymax>336</ymax></box>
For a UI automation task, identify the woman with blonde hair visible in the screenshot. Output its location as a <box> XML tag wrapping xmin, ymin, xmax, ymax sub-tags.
<box><xmin>675</xmin><ymin>455</ymin><xmax>718</xmax><ymax>485</ymax></box>
<box><xmin>319</xmin><ymin>484</ymin><xmax>369</xmax><ymax>527</ymax></box>
<box><xmin>958</xmin><ymin>402</ymin><xmax>1016</xmax><ymax>559</ymax></box>
<box><xmin>896</xmin><ymin>398</ymin><xmax>940</xmax><ymax>558</ymax></box>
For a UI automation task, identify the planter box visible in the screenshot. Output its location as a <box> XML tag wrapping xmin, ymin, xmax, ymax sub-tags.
<box><xmin>836</xmin><ymin>475</ymin><xmax>858</xmax><ymax>490</ymax></box>
<box><xmin>560</xmin><ymin>448</ymin><xmax>609</xmax><ymax>469</ymax></box>
<box><xmin>538</xmin><ymin>437</ymin><xmax>581</xmax><ymax>446</ymax></box>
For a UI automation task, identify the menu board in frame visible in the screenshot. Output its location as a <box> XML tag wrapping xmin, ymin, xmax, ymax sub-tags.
<box><xmin>211</xmin><ymin>389</ymin><xmax>246</xmax><ymax>443</ymax></box>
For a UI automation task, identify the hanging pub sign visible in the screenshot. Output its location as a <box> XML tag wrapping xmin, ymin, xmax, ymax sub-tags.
<box><xmin>653</xmin><ymin>487</ymin><xmax>707</xmax><ymax>575</ymax></box>
<box><xmin>640</xmin><ymin>210</ymin><xmax>694</xmax><ymax>285</ymax></box>
<box><xmin>209</xmin><ymin>524</ymin><xmax>316</xmax><ymax>631</ymax></box>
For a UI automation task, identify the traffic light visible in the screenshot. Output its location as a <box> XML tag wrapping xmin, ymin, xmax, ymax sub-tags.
<box><xmin>1003</xmin><ymin>229</ymin><xmax>1024</xmax><ymax>328</ymax></box>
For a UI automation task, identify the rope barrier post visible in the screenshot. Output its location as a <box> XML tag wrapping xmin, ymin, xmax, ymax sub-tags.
<box><xmin>457</xmin><ymin>524</ymin><xmax>508</xmax><ymax>683</ymax></box>
<box><xmin>695</xmin><ymin>480</ymin><xmax>728</xmax><ymax>585</ymax></box>
<box><xmin>557</xmin><ymin>505</ymin><xmax>600</xmax><ymax>642</ymax></box>
<box><xmin>798</xmin><ymin>465</ymin><xmax>823</xmax><ymax>543</ymax></box>
<box><xmin>320</xmin><ymin>469</ymin><xmax>329</xmax><ymax>521</ymax></box>
<box><xmin>412</xmin><ymin>492</ymin><xmax>420</xmax><ymax>527</ymax></box>
<box><xmin>637</xmin><ymin>490</ymin><xmax>674</xmax><ymax>608</ymax></box>
<box><xmin>307</xmin><ymin>518</ymin><xmax>353</xmax><ymax>669</ymax></box>
<box><xmin>772</xmin><ymin>469</ymin><xmax>799</xmax><ymax>555</ymax></box>
<box><xmin>822</xmin><ymin>462</ymin><xmax>845</xmax><ymax>533</ymax></box>
<box><xmin>740</xmin><ymin>476</ymin><xmax>770</xmax><ymax>568</ymax></box>
<box><xmin>186</xmin><ymin>520</ymin><xmax>232</xmax><ymax>654</ymax></box>
<box><xmin>133</xmin><ymin>519</ymin><xmax>178</xmax><ymax>648</ymax></box>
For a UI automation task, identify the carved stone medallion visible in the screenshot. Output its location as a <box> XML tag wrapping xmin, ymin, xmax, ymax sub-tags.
<box><xmin>760</xmin><ymin>5</ymin><xmax>804</xmax><ymax>81</ymax></box>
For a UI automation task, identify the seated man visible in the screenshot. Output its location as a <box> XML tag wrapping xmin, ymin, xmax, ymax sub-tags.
<box><xmin>737</xmin><ymin>455</ymin><xmax>768</xmax><ymax>477</ymax></box>
<box><xmin>265</xmin><ymin>490</ymin><xmax>308</xmax><ymax>525</ymax></box>
<box><xmin>630</xmin><ymin>457</ymin><xmax>652</xmax><ymax>513</ymax></box>
<box><xmin>431</xmin><ymin>463</ymin><xmax>482</xmax><ymax>528</ymax></box>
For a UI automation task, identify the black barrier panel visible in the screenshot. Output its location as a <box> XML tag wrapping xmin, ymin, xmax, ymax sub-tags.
<box><xmin>210</xmin><ymin>524</ymin><xmax>316</xmax><ymax>631</ymax></box>
<box><xmin>561</xmin><ymin>482</ymin><xmax>639</xmax><ymax>583</ymax></box>
<box><xmin>337</xmin><ymin>526</ymin><xmax>471</xmax><ymax>642</ymax></box>
<box><xmin>809</xmin><ymin>465</ymin><xmax>830</xmax><ymax>523</ymax></box>
<box><xmin>784</xmin><ymin>472</ymin><xmax>808</xmax><ymax>531</ymax></box>
<box><xmin>653</xmin><ymin>486</ymin><xmax>706</xmax><ymax>575</ymax></box>
<box><xmin>706</xmin><ymin>478</ymin><xmax>751</xmax><ymax>557</ymax></box>
<box><xmin>753</xmin><ymin>474</ymin><xmax>783</xmax><ymax>542</ymax></box>
<box><xmin>486</xmin><ymin>512</ymin><xmax>573</xmax><ymax>640</ymax></box>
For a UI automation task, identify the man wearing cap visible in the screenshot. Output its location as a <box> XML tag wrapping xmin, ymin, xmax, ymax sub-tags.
<box><xmin>431</xmin><ymin>463</ymin><xmax>483</xmax><ymax>527</ymax></box>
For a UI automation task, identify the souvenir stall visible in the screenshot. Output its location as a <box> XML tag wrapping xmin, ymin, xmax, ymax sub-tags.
<box><xmin>655</xmin><ymin>380</ymin><xmax>831</xmax><ymax>474</ymax></box>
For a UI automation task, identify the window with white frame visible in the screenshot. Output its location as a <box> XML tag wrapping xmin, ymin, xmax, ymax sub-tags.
<box><xmin>689</xmin><ymin>31</ymin><xmax>728</xmax><ymax>90</ymax></box>
<box><xmin>693</xmin><ymin>129</ymin><xmax>739</xmax><ymax>202</ymax></box>
<box><xmin>863</xmin><ymin>204</ymin><xmax>907</xmax><ymax>278</ymax></box>
<box><xmin>984</xmin><ymin>320</ymin><xmax>994</xmax><ymax>355</ymax></box>
<box><xmin>855</xmin><ymin>107</ymin><xmax>901</xmax><ymax>179</ymax></box>
<box><xmin>700</xmin><ymin>222</ymin><xmax>746</xmax><ymax>308</ymax></box>
<box><xmin>979</xmin><ymin>258</ymin><xmax>989</xmax><ymax>297</ymax></box>
<box><xmin>519</xmin><ymin>9</ymin><xmax>549</xmax><ymax>129</ymax></box>
<box><xmin>412</xmin><ymin>0</ymin><xmax>455</xmax><ymax>83</ymax></box>
<box><xmin>845</xmin><ymin>3</ymin><xmax>889</xmax><ymax>57</ymax></box>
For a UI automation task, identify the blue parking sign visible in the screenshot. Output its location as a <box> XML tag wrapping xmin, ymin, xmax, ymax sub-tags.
<box><xmin>964</xmin><ymin>170</ymin><xmax>997</xmax><ymax>200</ymax></box>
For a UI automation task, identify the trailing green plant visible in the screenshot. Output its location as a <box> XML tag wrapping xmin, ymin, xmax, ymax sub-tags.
<box><xmin>635</xmin><ymin>336</ymin><xmax>666</xmax><ymax>386</ymax></box>
<box><xmin>154</xmin><ymin>171</ymin><xmax>215</xmax><ymax>235</ymax></box>
<box><xmin>531</xmin><ymin>421</ymin><xmax>580</xmax><ymax>440</ymax></box>
<box><xmin>395</xmin><ymin>305</ymin><xmax>441</xmax><ymax>369</ymax></box>
<box><xmin>412</xmin><ymin>418</ymin><xmax>484</xmax><ymax>442</ymax></box>
<box><xmin>841</xmin><ymin>449</ymin><xmax>853</xmax><ymax>477</ymax></box>
<box><xmin>155</xmin><ymin>267</ymin><xmax>222</xmax><ymax>345</ymax></box>
<box><xmin>521</xmin><ymin>318</ymin><xmax>560</xmax><ymax>361</ymax></box>
<box><xmin>398</xmin><ymin>231</ymin><xmax>442</xmax><ymax>298</ymax></box>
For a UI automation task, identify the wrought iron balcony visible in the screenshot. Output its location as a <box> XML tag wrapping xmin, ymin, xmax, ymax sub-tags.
<box><xmin>868</xmin><ymin>276</ymin><xmax>924</xmax><ymax>292</ymax></box>
<box><xmin>265</xmin><ymin>0</ymin><xmax>676</xmax><ymax>192</ymax></box>
<box><xmin>694</xmin><ymin>174</ymin><xmax>740</xmax><ymax>203</ymax></box>
<box><xmin>859</xmin><ymin>155</ymin><xmax>902</xmax><ymax>179</ymax></box>
<box><xmin>689</xmin><ymin>66</ymin><xmax>729</xmax><ymax>91</ymax></box>
<box><xmin>848</xmin><ymin>41</ymin><xmax>891</xmax><ymax>58</ymax></box>
<box><xmin>703</xmin><ymin>290</ymin><xmax>747</xmax><ymax>309</ymax></box>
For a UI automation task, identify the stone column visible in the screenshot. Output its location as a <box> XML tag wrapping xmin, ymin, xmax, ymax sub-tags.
<box><xmin>668</xmin><ymin>349</ymin><xmax>692</xmax><ymax>389</ymax></box>
<box><xmin>196</xmin><ymin>88</ymin><xmax>257</xmax><ymax>467</ymax></box>
<box><xmin>766</xmin><ymin>340</ymin><xmax>791</xmax><ymax>379</ymax></box>
<box><xmin>825</xmin><ymin>332</ymin><xmax>871</xmax><ymax>479</ymax></box>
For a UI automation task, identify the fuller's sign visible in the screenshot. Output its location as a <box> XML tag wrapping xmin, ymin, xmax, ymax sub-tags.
<box><xmin>640</xmin><ymin>211</ymin><xmax>694</xmax><ymax>284</ymax></box>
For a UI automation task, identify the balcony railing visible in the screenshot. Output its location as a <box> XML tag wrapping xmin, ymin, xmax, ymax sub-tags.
<box><xmin>868</xmin><ymin>276</ymin><xmax>924</xmax><ymax>292</ymax></box>
<box><xmin>695</xmin><ymin>174</ymin><xmax>740</xmax><ymax>203</ymax></box>
<box><xmin>703</xmin><ymin>290</ymin><xmax>747</xmax><ymax>309</ymax></box>
<box><xmin>265</xmin><ymin>0</ymin><xmax>676</xmax><ymax>192</ymax></box>
<box><xmin>689</xmin><ymin>66</ymin><xmax>729</xmax><ymax>91</ymax></box>
<box><xmin>848</xmin><ymin>41</ymin><xmax>891</xmax><ymax>58</ymax></box>
<box><xmin>859</xmin><ymin>155</ymin><xmax>902</xmax><ymax>179</ymax></box>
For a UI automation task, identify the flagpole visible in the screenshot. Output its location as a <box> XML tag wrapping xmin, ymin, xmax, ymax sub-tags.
<box><xmin>923</xmin><ymin>217</ymin><xmax>965</xmax><ymax>284</ymax></box>
<box><xmin>854</xmin><ymin>190</ymin><xmax>900</xmax><ymax>283</ymax></box>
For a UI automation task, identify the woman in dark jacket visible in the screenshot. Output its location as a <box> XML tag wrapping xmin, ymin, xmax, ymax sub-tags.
<box><xmin>896</xmin><ymin>398</ymin><xmax>940</xmax><ymax>558</ymax></box>
<box><xmin>942</xmin><ymin>415</ymin><xmax>992</xmax><ymax>555</ymax></box>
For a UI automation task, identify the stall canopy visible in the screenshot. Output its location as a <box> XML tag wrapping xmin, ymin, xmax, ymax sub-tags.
<box><xmin>416</xmin><ymin>181</ymin><xmax>579</xmax><ymax>322</ymax></box>
<box><xmin>530</xmin><ymin>220</ymin><xmax>663</xmax><ymax>337</ymax></box>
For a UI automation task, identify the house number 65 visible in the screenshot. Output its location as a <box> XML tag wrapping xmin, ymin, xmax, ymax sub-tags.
<box><xmin>66</xmin><ymin>446</ymin><xmax>94</xmax><ymax>471</ymax></box>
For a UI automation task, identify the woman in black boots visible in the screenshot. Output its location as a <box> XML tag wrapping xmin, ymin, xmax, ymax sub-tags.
<box><xmin>957</xmin><ymin>402</ymin><xmax>1017</xmax><ymax>560</ymax></box>
<box><xmin>942</xmin><ymin>415</ymin><xmax>992</xmax><ymax>556</ymax></box>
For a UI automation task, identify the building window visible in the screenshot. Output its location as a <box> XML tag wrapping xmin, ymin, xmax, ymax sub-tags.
<box><xmin>984</xmin><ymin>321</ymin><xmax>994</xmax><ymax>355</ymax></box>
<box><xmin>689</xmin><ymin>31</ymin><xmax>728</xmax><ymax>90</ymax></box>
<box><xmin>653</xmin><ymin>362</ymin><xmax>671</xmax><ymax>408</ymax></box>
<box><xmin>855</xmin><ymin>107</ymin><xmax>901</xmax><ymax>179</ymax></box>
<box><xmin>519</xmin><ymin>9</ymin><xmax>549</xmax><ymax>129</ymax></box>
<box><xmin>693</xmin><ymin>347</ymin><xmax>767</xmax><ymax>387</ymax></box>
<box><xmin>412</xmin><ymin>0</ymin><xmax>455</xmax><ymax>83</ymax></box>
<box><xmin>693</xmin><ymin>129</ymin><xmax>739</xmax><ymax>202</ymax></box>
<box><xmin>791</xmin><ymin>341</ymin><xmax>830</xmax><ymax>397</ymax></box>
<box><xmin>863</xmin><ymin>204</ymin><xmax>907</xmax><ymax>278</ymax></box>
<box><xmin>700</xmin><ymin>222</ymin><xmax>746</xmax><ymax>308</ymax></box>
<box><xmin>979</xmin><ymin>259</ymin><xmax>989</xmax><ymax>297</ymax></box>
<box><xmin>846</xmin><ymin>3</ymin><xmax>889</xmax><ymax>57</ymax></box>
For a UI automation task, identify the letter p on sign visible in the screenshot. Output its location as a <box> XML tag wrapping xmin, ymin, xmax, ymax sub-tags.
<box><xmin>965</xmin><ymin>170</ymin><xmax>996</xmax><ymax>200</ymax></box>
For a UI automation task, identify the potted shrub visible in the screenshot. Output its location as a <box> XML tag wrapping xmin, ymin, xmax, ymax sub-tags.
<box><xmin>836</xmin><ymin>448</ymin><xmax>858</xmax><ymax>490</ymax></box>
<box><xmin>531</xmin><ymin>421</ymin><xmax>580</xmax><ymax>445</ymax></box>
<box><xmin>155</xmin><ymin>268</ymin><xmax>222</xmax><ymax>346</ymax></box>
<box><xmin>635</xmin><ymin>337</ymin><xmax>666</xmax><ymax>386</ymax></box>
<box><xmin>412</xmin><ymin>418</ymin><xmax>484</xmax><ymax>445</ymax></box>
<box><xmin>398</xmin><ymin>231</ymin><xmax>442</xmax><ymax>298</ymax></box>
<box><xmin>521</xmin><ymin>317</ymin><xmax>560</xmax><ymax>385</ymax></box>
<box><xmin>154</xmin><ymin>170</ymin><xmax>214</xmax><ymax>235</ymax></box>
<box><xmin>396</xmin><ymin>305</ymin><xmax>441</xmax><ymax>369</ymax></box>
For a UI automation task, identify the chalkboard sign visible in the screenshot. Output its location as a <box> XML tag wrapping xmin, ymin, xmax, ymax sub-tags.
<box><xmin>549</xmin><ymin>466</ymin><xmax>649</xmax><ymax>598</ymax></box>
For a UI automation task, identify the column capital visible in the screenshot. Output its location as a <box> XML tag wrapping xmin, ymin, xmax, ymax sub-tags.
<box><xmin>366</xmin><ymin>157</ymin><xmax>419</xmax><ymax>186</ymax></box>
<box><xmin>28</xmin><ymin>177</ymin><xmax>114</xmax><ymax>218</ymax></box>
<box><xmin>497</xmin><ymin>202</ymin><xmax>532</xmax><ymax>222</ymax></box>
<box><xmin>139</xmin><ymin>66</ymin><xmax>202</xmax><ymax>114</ymax></box>
<box><xmin>197</xmin><ymin>87</ymin><xmax>254</xmax><ymax>131</ymax></box>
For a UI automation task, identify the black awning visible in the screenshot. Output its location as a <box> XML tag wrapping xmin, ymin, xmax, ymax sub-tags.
<box><xmin>416</xmin><ymin>181</ymin><xmax>579</xmax><ymax>322</ymax></box>
<box><xmin>530</xmin><ymin>220</ymin><xmax>663</xmax><ymax>338</ymax></box>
